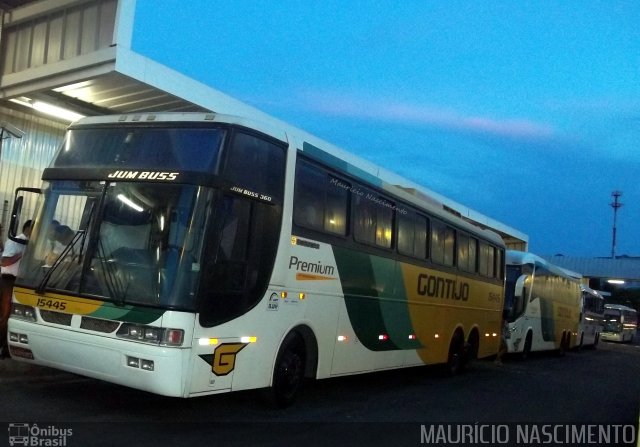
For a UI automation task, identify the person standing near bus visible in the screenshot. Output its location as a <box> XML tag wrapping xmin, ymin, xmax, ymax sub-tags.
<box><xmin>494</xmin><ymin>311</ymin><xmax>509</xmax><ymax>366</ymax></box>
<box><xmin>0</xmin><ymin>220</ymin><xmax>32</xmax><ymax>359</ymax></box>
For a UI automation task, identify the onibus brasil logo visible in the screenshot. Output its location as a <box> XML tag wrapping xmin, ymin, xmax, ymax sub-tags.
<box><xmin>8</xmin><ymin>423</ymin><xmax>73</xmax><ymax>446</ymax></box>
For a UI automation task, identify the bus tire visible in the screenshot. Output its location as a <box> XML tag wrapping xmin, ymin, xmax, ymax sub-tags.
<box><xmin>591</xmin><ymin>333</ymin><xmax>599</xmax><ymax>349</ymax></box>
<box><xmin>267</xmin><ymin>332</ymin><xmax>306</xmax><ymax>408</ymax></box>
<box><xmin>578</xmin><ymin>333</ymin><xmax>584</xmax><ymax>351</ymax></box>
<box><xmin>464</xmin><ymin>330</ymin><xmax>480</xmax><ymax>368</ymax></box>
<box><xmin>558</xmin><ymin>332</ymin><xmax>567</xmax><ymax>357</ymax></box>
<box><xmin>520</xmin><ymin>331</ymin><xmax>532</xmax><ymax>360</ymax></box>
<box><xmin>444</xmin><ymin>330</ymin><xmax>465</xmax><ymax>376</ymax></box>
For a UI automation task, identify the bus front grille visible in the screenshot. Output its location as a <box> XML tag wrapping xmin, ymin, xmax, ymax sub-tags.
<box><xmin>80</xmin><ymin>317</ymin><xmax>120</xmax><ymax>333</ymax></box>
<box><xmin>39</xmin><ymin>310</ymin><xmax>72</xmax><ymax>326</ymax></box>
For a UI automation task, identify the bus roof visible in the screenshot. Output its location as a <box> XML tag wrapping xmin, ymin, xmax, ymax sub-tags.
<box><xmin>70</xmin><ymin>112</ymin><xmax>507</xmax><ymax>247</ymax></box>
<box><xmin>580</xmin><ymin>285</ymin><xmax>604</xmax><ymax>298</ymax></box>
<box><xmin>604</xmin><ymin>304</ymin><xmax>637</xmax><ymax>312</ymax></box>
<box><xmin>506</xmin><ymin>250</ymin><xmax>581</xmax><ymax>280</ymax></box>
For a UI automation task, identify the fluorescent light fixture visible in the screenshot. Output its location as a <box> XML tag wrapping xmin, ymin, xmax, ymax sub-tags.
<box><xmin>9</xmin><ymin>97</ymin><xmax>85</xmax><ymax>122</ymax></box>
<box><xmin>33</xmin><ymin>101</ymin><xmax>85</xmax><ymax>122</ymax></box>
<box><xmin>607</xmin><ymin>279</ymin><xmax>625</xmax><ymax>285</ymax></box>
<box><xmin>9</xmin><ymin>98</ymin><xmax>31</xmax><ymax>108</ymax></box>
<box><xmin>117</xmin><ymin>194</ymin><xmax>144</xmax><ymax>212</ymax></box>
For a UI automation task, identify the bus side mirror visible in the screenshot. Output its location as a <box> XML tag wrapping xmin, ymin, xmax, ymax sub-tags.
<box><xmin>8</xmin><ymin>187</ymin><xmax>41</xmax><ymax>243</ymax></box>
<box><xmin>514</xmin><ymin>274</ymin><xmax>528</xmax><ymax>298</ymax></box>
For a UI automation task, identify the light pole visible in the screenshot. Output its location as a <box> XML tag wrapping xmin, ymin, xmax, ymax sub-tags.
<box><xmin>610</xmin><ymin>191</ymin><xmax>623</xmax><ymax>258</ymax></box>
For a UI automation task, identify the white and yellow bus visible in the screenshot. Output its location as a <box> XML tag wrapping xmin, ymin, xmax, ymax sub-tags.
<box><xmin>601</xmin><ymin>304</ymin><xmax>637</xmax><ymax>343</ymax></box>
<box><xmin>503</xmin><ymin>251</ymin><xmax>582</xmax><ymax>357</ymax></box>
<box><xmin>7</xmin><ymin>113</ymin><xmax>505</xmax><ymax>406</ymax></box>
<box><xmin>578</xmin><ymin>285</ymin><xmax>605</xmax><ymax>348</ymax></box>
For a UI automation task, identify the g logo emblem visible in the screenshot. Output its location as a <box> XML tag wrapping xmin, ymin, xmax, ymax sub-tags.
<box><xmin>212</xmin><ymin>343</ymin><xmax>248</xmax><ymax>376</ymax></box>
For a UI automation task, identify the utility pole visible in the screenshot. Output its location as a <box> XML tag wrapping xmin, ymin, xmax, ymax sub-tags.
<box><xmin>610</xmin><ymin>191</ymin><xmax>623</xmax><ymax>258</ymax></box>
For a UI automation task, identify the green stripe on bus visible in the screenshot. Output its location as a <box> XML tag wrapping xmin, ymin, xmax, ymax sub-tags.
<box><xmin>376</xmin><ymin>261</ymin><xmax>422</xmax><ymax>350</ymax></box>
<box><xmin>89</xmin><ymin>304</ymin><xmax>164</xmax><ymax>324</ymax></box>
<box><xmin>333</xmin><ymin>246</ymin><xmax>404</xmax><ymax>351</ymax></box>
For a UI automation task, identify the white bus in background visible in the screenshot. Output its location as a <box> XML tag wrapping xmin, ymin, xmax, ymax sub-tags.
<box><xmin>503</xmin><ymin>250</ymin><xmax>582</xmax><ymax>357</ymax></box>
<box><xmin>578</xmin><ymin>285</ymin><xmax>605</xmax><ymax>348</ymax></box>
<box><xmin>601</xmin><ymin>304</ymin><xmax>638</xmax><ymax>343</ymax></box>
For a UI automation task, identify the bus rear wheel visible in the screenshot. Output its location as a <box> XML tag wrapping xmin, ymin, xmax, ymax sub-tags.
<box><xmin>558</xmin><ymin>332</ymin><xmax>569</xmax><ymax>356</ymax></box>
<box><xmin>520</xmin><ymin>332</ymin><xmax>532</xmax><ymax>360</ymax></box>
<box><xmin>591</xmin><ymin>333</ymin><xmax>599</xmax><ymax>349</ymax></box>
<box><xmin>267</xmin><ymin>332</ymin><xmax>306</xmax><ymax>408</ymax></box>
<box><xmin>464</xmin><ymin>330</ymin><xmax>479</xmax><ymax>369</ymax></box>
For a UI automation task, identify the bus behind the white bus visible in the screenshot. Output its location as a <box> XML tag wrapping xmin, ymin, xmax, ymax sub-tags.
<box><xmin>577</xmin><ymin>285</ymin><xmax>604</xmax><ymax>348</ymax></box>
<box><xmin>601</xmin><ymin>304</ymin><xmax>637</xmax><ymax>343</ymax></box>
<box><xmin>503</xmin><ymin>250</ymin><xmax>582</xmax><ymax>357</ymax></box>
<box><xmin>8</xmin><ymin>113</ymin><xmax>505</xmax><ymax>406</ymax></box>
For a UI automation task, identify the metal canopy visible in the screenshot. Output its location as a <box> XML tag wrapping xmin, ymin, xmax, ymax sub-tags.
<box><xmin>44</xmin><ymin>72</ymin><xmax>209</xmax><ymax>115</ymax></box>
<box><xmin>0</xmin><ymin>0</ymin><xmax>209</xmax><ymax>119</ymax></box>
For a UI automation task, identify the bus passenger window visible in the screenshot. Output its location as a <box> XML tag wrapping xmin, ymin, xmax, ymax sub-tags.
<box><xmin>397</xmin><ymin>211</ymin><xmax>415</xmax><ymax>256</ymax></box>
<box><xmin>354</xmin><ymin>189</ymin><xmax>393</xmax><ymax>249</ymax></box>
<box><xmin>293</xmin><ymin>161</ymin><xmax>348</xmax><ymax>236</ymax></box>
<box><xmin>354</xmin><ymin>194</ymin><xmax>376</xmax><ymax>245</ymax></box>
<box><xmin>293</xmin><ymin>161</ymin><xmax>324</xmax><ymax>231</ymax></box>
<box><xmin>479</xmin><ymin>242</ymin><xmax>495</xmax><ymax>277</ymax></box>
<box><xmin>431</xmin><ymin>220</ymin><xmax>445</xmax><ymax>264</ymax></box>
<box><xmin>375</xmin><ymin>203</ymin><xmax>393</xmax><ymax>248</ymax></box>
<box><xmin>324</xmin><ymin>176</ymin><xmax>348</xmax><ymax>236</ymax></box>
<box><xmin>443</xmin><ymin>226</ymin><xmax>455</xmax><ymax>267</ymax></box>
<box><xmin>415</xmin><ymin>215</ymin><xmax>428</xmax><ymax>259</ymax></box>
<box><xmin>468</xmin><ymin>237</ymin><xmax>478</xmax><ymax>273</ymax></box>
<box><xmin>458</xmin><ymin>233</ymin><xmax>470</xmax><ymax>271</ymax></box>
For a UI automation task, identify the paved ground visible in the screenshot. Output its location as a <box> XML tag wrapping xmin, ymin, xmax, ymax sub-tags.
<box><xmin>1</xmin><ymin>337</ymin><xmax>638</xmax><ymax>446</ymax></box>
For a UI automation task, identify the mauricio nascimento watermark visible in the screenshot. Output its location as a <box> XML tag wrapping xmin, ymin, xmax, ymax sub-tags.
<box><xmin>8</xmin><ymin>423</ymin><xmax>73</xmax><ymax>446</ymax></box>
<box><xmin>420</xmin><ymin>423</ymin><xmax>637</xmax><ymax>445</ymax></box>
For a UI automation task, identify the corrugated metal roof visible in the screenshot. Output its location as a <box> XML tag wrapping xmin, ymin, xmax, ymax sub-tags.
<box><xmin>541</xmin><ymin>256</ymin><xmax>640</xmax><ymax>280</ymax></box>
<box><xmin>0</xmin><ymin>0</ymin><xmax>208</xmax><ymax>115</ymax></box>
<box><xmin>50</xmin><ymin>73</ymin><xmax>210</xmax><ymax>114</ymax></box>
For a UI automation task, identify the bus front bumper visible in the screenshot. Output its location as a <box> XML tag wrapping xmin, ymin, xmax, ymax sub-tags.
<box><xmin>8</xmin><ymin>317</ymin><xmax>190</xmax><ymax>397</ymax></box>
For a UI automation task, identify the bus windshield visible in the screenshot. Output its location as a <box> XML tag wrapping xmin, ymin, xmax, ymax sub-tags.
<box><xmin>19</xmin><ymin>179</ymin><xmax>211</xmax><ymax>310</ymax></box>
<box><xmin>603</xmin><ymin>311</ymin><xmax>622</xmax><ymax>332</ymax></box>
<box><xmin>54</xmin><ymin>126</ymin><xmax>225</xmax><ymax>171</ymax></box>
<box><xmin>504</xmin><ymin>265</ymin><xmax>523</xmax><ymax>322</ymax></box>
<box><xmin>18</xmin><ymin>121</ymin><xmax>286</xmax><ymax>319</ymax></box>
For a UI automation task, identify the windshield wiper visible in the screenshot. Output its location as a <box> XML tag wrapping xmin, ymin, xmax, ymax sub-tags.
<box><xmin>36</xmin><ymin>198</ymin><xmax>98</xmax><ymax>294</ymax></box>
<box><xmin>36</xmin><ymin>230</ymin><xmax>85</xmax><ymax>294</ymax></box>
<box><xmin>95</xmin><ymin>239</ymin><xmax>128</xmax><ymax>306</ymax></box>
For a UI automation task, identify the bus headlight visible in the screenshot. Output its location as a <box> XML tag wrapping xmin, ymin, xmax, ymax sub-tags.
<box><xmin>116</xmin><ymin>323</ymin><xmax>184</xmax><ymax>346</ymax></box>
<box><xmin>11</xmin><ymin>303</ymin><xmax>37</xmax><ymax>322</ymax></box>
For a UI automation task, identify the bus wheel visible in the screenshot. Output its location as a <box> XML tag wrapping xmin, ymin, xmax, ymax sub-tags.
<box><xmin>268</xmin><ymin>332</ymin><xmax>306</xmax><ymax>408</ymax></box>
<box><xmin>558</xmin><ymin>332</ymin><xmax>567</xmax><ymax>357</ymax></box>
<box><xmin>578</xmin><ymin>333</ymin><xmax>584</xmax><ymax>351</ymax></box>
<box><xmin>445</xmin><ymin>331</ymin><xmax>465</xmax><ymax>376</ymax></box>
<box><xmin>591</xmin><ymin>333</ymin><xmax>599</xmax><ymax>349</ymax></box>
<box><xmin>520</xmin><ymin>332</ymin><xmax>532</xmax><ymax>360</ymax></box>
<box><xmin>464</xmin><ymin>331</ymin><xmax>480</xmax><ymax>368</ymax></box>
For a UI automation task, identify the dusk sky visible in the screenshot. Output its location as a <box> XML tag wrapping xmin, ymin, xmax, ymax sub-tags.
<box><xmin>132</xmin><ymin>1</ymin><xmax>640</xmax><ymax>257</ymax></box>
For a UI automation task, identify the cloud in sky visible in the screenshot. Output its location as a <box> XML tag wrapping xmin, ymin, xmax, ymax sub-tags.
<box><xmin>294</xmin><ymin>90</ymin><xmax>558</xmax><ymax>143</ymax></box>
<box><xmin>272</xmin><ymin>89</ymin><xmax>640</xmax><ymax>166</ymax></box>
